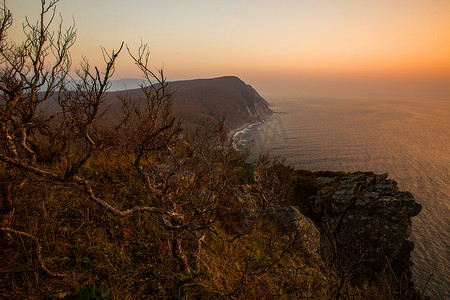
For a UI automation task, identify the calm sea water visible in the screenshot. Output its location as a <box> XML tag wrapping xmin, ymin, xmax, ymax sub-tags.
<box><xmin>234</xmin><ymin>97</ymin><xmax>449</xmax><ymax>299</ymax></box>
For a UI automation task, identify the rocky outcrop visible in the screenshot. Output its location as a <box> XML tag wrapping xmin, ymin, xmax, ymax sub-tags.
<box><xmin>232</xmin><ymin>185</ymin><xmax>321</xmax><ymax>259</ymax></box>
<box><xmin>266</xmin><ymin>206</ymin><xmax>320</xmax><ymax>258</ymax></box>
<box><xmin>296</xmin><ymin>172</ymin><xmax>422</xmax><ymax>287</ymax></box>
<box><xmin>231</xmin><ymin>168</ymin><xmax>422</xmax><ymax>295</ymax></box>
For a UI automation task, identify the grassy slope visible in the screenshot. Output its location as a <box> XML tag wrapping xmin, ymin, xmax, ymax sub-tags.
<box><xmin>0</xmin><ymin>149</ymin><xmax>413</xmax><ymax>299</ymax></box>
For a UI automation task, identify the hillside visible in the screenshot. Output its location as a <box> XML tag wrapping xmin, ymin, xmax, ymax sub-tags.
<box><xmin>106</xmin><ymin>76</ymin><xmax>272</xmax><ymax>131</ymax></box>
<box><xmin>1</xmin><ymin>79</ymin><xmax>425</xmax><ymax>299</ymax></box>
<box><xmin>170</xmin><ymin>76</ymin><xmax>272</xmax><ymax>129</ymax></box>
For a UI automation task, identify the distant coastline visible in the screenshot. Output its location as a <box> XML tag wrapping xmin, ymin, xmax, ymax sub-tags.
<box><xmin>229</xmin><ymin>122</ymin><xmax>253</xmax><ymax>140</ymax></box>
<box><xmin>229</xmin><ymin>112</ymin><xmax>275</xmax><ymax>147</ymax></box>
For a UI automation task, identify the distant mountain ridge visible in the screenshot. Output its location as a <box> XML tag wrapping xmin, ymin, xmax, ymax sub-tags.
<box><xmin>108</xmin><ymin>76</ymin><xmax>272</xmax><ymax>131</ymax></box>
<box><xmin>109</xmin><ymin>78</ymin><xmax>144</xmax><ymax>91</ymax></box>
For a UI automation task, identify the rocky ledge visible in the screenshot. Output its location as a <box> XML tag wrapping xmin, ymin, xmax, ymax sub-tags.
<box><xmin>297</xmin><ymin>172</ymin><xmax>422</xmax><ymax>288</ymax></box>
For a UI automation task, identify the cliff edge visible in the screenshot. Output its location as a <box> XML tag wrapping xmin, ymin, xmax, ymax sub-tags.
<box><xmin>295</xmin><ymin>171</ymin><xmax>422</xmax><ymax>295</ymax></box>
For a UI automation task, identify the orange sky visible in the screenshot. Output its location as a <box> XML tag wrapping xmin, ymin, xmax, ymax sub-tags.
<box><xmin>7</xmin><ymin>0</ymin><xmax>450</xmax><ymax>98</ymax></box>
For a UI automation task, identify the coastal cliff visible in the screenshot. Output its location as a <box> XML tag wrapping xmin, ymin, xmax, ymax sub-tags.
<box><xmin>295</xmin><ymin>171</ymin><xmax>422</xmax><ymax>292</ymax></box>
<box><xmin>163</xmin><ymin>77</ymin><xmax>424</xmax><ymax>292</ymax></box>
<box><xmin>105</xmin><ymin>76</ymin><xmax>273</xmax><ymax>132</ymax></box>
<box><xmin>235</xmin><ymin>165</ymin><xmax>424</xmax><ymax>297</ymax></box>
<box><xmin>1</xmin><ymin>74</ymin><xmax>426</xmax><ymax>298</ymax></box>
<box><xmin>169</xmin><ymin>76</ymin><xmax>273</xmax><ymax>130</ymax></box>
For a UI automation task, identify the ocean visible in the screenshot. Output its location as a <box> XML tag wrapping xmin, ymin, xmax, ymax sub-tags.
<box><xmin>233</xmin><ymin>96</ymin><xmax>449</xmax><ymax>299</ymax></box>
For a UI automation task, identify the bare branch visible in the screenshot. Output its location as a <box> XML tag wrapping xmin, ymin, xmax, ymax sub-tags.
<box><xmin>72</xmin><ymin>175</ymin><xmax>168</xmax><ymax>217</ymax></box>
<box><xmin>0</xmin><ymin>153</ymin><xmax>64</xmax><ymax>180</ymax></box>
<box><xmin>0</xmin><ymin>226</ymin><xmax>66</xmax><ymax>277</ymax></box>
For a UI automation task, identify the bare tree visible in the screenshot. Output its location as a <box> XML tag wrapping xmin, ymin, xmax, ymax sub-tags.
<box><xmin>0</xmin><ymin>0</ymin><xmax>76</xmax><ymax>275</ymax></box>
<box><xmin>0</xmin><ymin>0</ymin><xmax>76</xmax><ymax>163</ymax></box>
<box><xmin>0</xmin><ymin>0</ymin><xmax>244</xmax><ymax>278</ymax></box>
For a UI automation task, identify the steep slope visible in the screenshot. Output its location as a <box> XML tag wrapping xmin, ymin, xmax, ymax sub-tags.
<box><xmin>169</xmin><ymin>76</ymin><xmax>272</xmax><ymax>129</ymax></box>
<box><xmin>105</xmin><ymin>76</ymin><xmax>272</xmax><ymax>131</ymax></box>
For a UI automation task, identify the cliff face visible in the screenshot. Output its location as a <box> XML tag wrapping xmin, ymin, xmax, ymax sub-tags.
<box><xmin>103</xmin><ymin>76</ymin><xmax>272</xmax><ymax>132</ymax></box>
<box><xmin>232</xmin><ymin>165</ymin><xmax>423</xmax><ymax>297</ymax></box>
<box><xmin>296</xmin><ymin>171</ymin><xmax>422</xmax><ymax>289</ymax></box>
<box><xmin>169</xmin><ymin>76</ymin><xmax>272</xmax><ymax>130</ymax></box>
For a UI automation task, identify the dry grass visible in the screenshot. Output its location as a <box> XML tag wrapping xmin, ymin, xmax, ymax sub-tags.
<box><xmin>1</xmin><ymin>151</ymin><xmax>426</xmax><ymax>299</ymax></box>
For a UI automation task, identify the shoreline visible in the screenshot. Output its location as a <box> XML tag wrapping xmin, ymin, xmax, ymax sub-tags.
<box><xmin>228</xmin><ymin>122</ymin><xmax>253</xmax><ymax>140</ymax></box>
<box><xmin>228</xmin><ymin>112</ymin><xmax>275</xmax><ymax>141</ymax></box>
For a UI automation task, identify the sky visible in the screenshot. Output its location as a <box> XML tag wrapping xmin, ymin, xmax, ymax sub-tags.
<box><xmin>6</xmin><ymin>0</ymin><xmax>450</xmax><ymax>99</ymax></box>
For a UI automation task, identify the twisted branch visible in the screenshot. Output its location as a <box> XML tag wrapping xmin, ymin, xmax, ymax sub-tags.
<box><xmin>0</xmin><ymin>226</ymin><xmax>66</xmax><ymax>277</ymax></box>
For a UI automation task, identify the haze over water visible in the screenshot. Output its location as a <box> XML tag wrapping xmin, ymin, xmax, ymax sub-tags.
<box><xmin>236</xmin><ymin>97</ymin><xmax>450</xmax><ymax>299</ymax></box>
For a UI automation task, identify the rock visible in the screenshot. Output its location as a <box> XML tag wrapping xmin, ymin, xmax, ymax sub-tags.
<box><xmin>267</xmin><ymin>206</ymin><xmax>306</xmax><ymax>233</ymax></box>
<box><xmin>317</xmin><ymin>177</ymin><xmax>336</xmax><ymax>185</ymax></box>
<box><xmin>295</xmin><ymin>171</ymin><xmax>422</xmax><ymax>288</ymax></box>
<box><xmin>266</xmin><ymin>205</ymin><xmax>320</xmax><ymax>258</ymax></box>
<box><xmin>232</xmin><ymin>185</ymin><xmax>257</xmax><ymax>206</ymax></box>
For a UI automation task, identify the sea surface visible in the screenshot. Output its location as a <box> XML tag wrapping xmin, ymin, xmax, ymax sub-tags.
<box><xmin>234</xmin><ymin>97</ymin><xmax>449</xmax><ymax>299</ymax></box>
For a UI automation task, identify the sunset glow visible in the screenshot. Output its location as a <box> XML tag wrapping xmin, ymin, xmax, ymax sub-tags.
<box><xmin>8</xmin><ymin>0</ymin><xmax>450</xmax><ymax>98</ymax></box>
